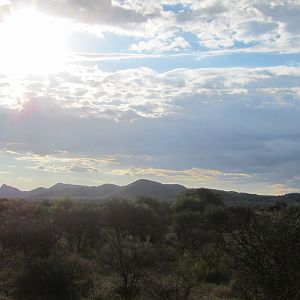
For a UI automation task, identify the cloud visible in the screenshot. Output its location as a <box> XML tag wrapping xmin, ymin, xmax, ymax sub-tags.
<box><xmin>2</xmin><ymin>65</ymin><xmax>300</xmax><ymax>120</ymax></box>
<box><xmin>0</xmin><ymin>1</ymin><xmax>299</xmax><ymax>193</ymax></box>
<box><xmin>0</xmin><ymin>64</ymin><xmax>300</xmax><ymax>192</ymax></box>
<box><xmin>0</xmin><ymin>171</ymin><xmax>9</xmax><ymax>175</ymax></box>
<box><xmin>4</xmin><ymin>0</ymin><xmax>155</xmax><ymax>26</ymax></box>
<box><xmin>119</xmin><ymin>0</ymin><xmax>300</xmax><ymax>53</ymax></box>
<box><xmin>255</xmin><ymin>1</ymin><xmax>300</xmax><ymax>34</ymax></box>
<box><xmin>111</xmin><ymin>167</ymin><xmax>253</xmax><ymax>184</ymax></box>
<box><xmin>1</xmin><ymin>0</ymin><xmax>299</xmax><ymax>54</ymax></box>
<box><xmin>130</xmin><ymin>36</ymin><xmax>190</xmax><ymax>53</ymax></box>
<box><xmin>72</xmin><ymin>52</ymin><xmax>166</xmax><ymax>62</ymax></box>
<box><xmin>4</xmin><ymin>150</ymin><xmax>115</xmax><ymax>173</ymax></box>
<box><xmin>235</xmin><ymin>21</ymin><xmax>279</xmax><ymax>43</ymax></box>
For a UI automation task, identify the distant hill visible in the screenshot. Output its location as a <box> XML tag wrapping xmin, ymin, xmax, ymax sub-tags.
<box><xmin>109</xmin><ymin>179</ymin><xmax>186</xmax><ymax>201</ymax></box>
<box><xmin>0</xmin><ymin>179</ymin><xmax>185</xmax><ymax>201</ymax></box>
<box><xmin>210</xmin><ymin>189</ymin><xmax>300</xmax><ymax>205</ymax></box>
<box><xmin>1</xmin><ymin>180</ymin><xmax>300</xmax><ymax>204</ymax></box>
<box><xmin>0</xmin><ymin>184</ymin><xmax>25</xmax><ymax>198</ymax></box>
<box><xmin>33</xmin><ymin>183</ymin><xmax>120</xmax><ymax>200</ymax></box>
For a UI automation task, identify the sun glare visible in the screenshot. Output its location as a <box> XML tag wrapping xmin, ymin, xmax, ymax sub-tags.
<box><xmin>0</xmin><ymin>9</ymin><xmax>69</xmax><ymax>75</ymax></box>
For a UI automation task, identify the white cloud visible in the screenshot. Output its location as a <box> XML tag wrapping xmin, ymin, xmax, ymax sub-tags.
<box><xmin>72</xmin><ymin>52</ymin><xmax>166</xmax><ymax>62</ymax></box>
<box><xmin>111</xmin><ymin>166</ymin><xmax>253</xmax><ymax>184</ymax></box>
<box><xmin>118</xmin><ymin>0</ymin><xmax>300</xmax><ymax>53</ymax></box>
<box><xmin>6</xmin><ymin>0</ymin><xmax>154</xmax><ymax>26</ymax></box>
<box><xmin>131</xmin><ymin>36</ymin><xmax>190</xmax><ymax>53</ymax></box>
<box><xmin>0</xmin><ymin>1</ymin><xmax>299</xmax><ymax>193</ymax></box>
<box><xmin>1</xmin><ymin>0</ymin><xmax>299</xmax><ymax>53</ymax></box>
<box><xmin>5</xmin><ymin>150</ymin><xmax>116</xmax><ymax>173</ymax></box>
<box><xmin>1</xmin><ymin>65</ymin><xmax>300</xmax><ymax>120</ymax></box>
<box><xmin>1</xmin><ymin>64</ymin><xmax>300</xmax><ymax>192</ymax></box>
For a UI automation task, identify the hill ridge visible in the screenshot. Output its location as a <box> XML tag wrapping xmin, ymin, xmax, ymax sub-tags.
<box><xmin>0</xmin><ymin>179</ymin><xmax>185</xmax><ymax>201</ymax></box>
<box><xmin>1</xmin><ymin>180</ymin><xmax>299</xmax><ymax>204</ymax></box>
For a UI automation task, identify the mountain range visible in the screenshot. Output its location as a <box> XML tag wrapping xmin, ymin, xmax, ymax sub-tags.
<box><xmin>1</xmin><ymin>179</ymin><xmax>300</xmax><ymax>204</ymax></box>
<box><xmin>0</xmin><ymin>179</ymin><xmax>186</xmax><ymax>201</ymax></box>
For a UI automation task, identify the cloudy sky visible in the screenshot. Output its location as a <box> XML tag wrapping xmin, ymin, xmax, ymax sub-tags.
<box><xmin>0</xmin><ymin>0</ymin><xmax>300</xmax><ymax>194</ymax></box>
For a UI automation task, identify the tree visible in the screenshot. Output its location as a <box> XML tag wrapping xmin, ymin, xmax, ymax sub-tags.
<box><xmin>102</xmin><ymin>198</ymin><xmax>137</xmax><ymax>238</ymax></box>
<box><xmin>54</xmin><ymin>203</ymin><xmax>103</xmax><ymax>254</ymax></box>
<box><xmin>223</xmin><ymin>206</ymin><xmax>300</xmax><ymax>299</ymax></box>
<box><xmin>100</xmin><ymin>198</ymin><xmax>161</xmax><ymax>299</ymax></box>
<box><xmin>172</xmin><ymin>189</ymin><xmax>226</xmax><ymax>251</ymax></box>
<box><xmin>101</xmin><ymin>233</ymin><xmax>156</xmax><ymax>300</ymax></box>
<box><xmin>133</xmin><ymin>197</ymin><xmax>170</xmax><ymax>242</ymax></box>
<box><xmin>16</xmin><ymin>254</ymin><xmax>92</xmax><ymax>300</ymax></box>
<box><xmin>173</xmin><ymin>188</ymin><xmax>224</xmax><ymax>213</ymax></box>
<box><xmin>143</xmin><ymin>253</ymin><xmax>199</xmax><ymax>300</ymax></box>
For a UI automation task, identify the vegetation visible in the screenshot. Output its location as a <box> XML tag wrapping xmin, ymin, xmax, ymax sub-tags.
<box><xmin>0</xmin><ymin>189</ymin><xmax>299</xmax><ymax>299</ymax></box>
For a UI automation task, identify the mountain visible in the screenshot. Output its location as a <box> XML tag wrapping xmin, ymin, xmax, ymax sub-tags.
<box><xmin>35</xmin><ymin>183</ymin><xmax>120</xmax><ymax>200</ymax></box>
<box><xmin>109</xmin><ymin>179</ymin><xmax>186</xmax><ymax>201</ymax></box>
<box><xmin>0</xmin><ymin>179</ymin><xmax>185</xmax><ymax>201</ymax></box>
<box><xmin>1</xmin><ymin>180</ymin><xmax>300</xmax><ymax>204</ymax></box>
<box><xmin>0</xmin><ymin>184</ymin><xmax>24</xmax><ymax>198</ymax></box>
<box><xmin>27</xmin><ymin>187</ymin><xmax>48</xmax><ymax>197</ymax></box>
<box><xmin>211</xmin><ymin>189</ymin><xmax>300</xmax><ymax>205</ymax></box>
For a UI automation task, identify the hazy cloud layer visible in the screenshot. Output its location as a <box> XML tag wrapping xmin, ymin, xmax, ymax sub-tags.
<box><xmin>0</xmin><ymin>65</ymin><xmax>300</xmax><ymax>192</ymax></box>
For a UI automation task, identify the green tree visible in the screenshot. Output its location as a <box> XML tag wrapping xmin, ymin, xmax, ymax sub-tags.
<box><xmin>172</xmin><ymin>189</ymin><xmax>227</xmax><ymax>251</ymax></box>
<box><xmin>101</xmin><ymin>233</ymin><xmax>156</xmax><ymax>300</ymax></box>
<box><xmin>224</xmin><ymin>206</ymin><xmax>300</xmax><ymax>299</ymax></box>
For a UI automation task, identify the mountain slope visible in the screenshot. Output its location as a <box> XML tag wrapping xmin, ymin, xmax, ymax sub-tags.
<box><xmin>211</xmin><ymin>189</ymin><xmax>300</xmax><ymax>205</ymax></box>
<box><xmin>1</xmin><ymin>180</ymin><xmax>300</xmax><ymax>204</ymax></box>
<box><xmin>108</xmin><ymin>179</ymin><xmax>186</xmax><ymax>201</ymax></box>
<box><xmin>0</xmin><ymin>180</ymin><xmax>185</xmax><ymax>201</ymax></box>
<box><xmin>0</xmin><ymin>184</ymin><xmax>24</xmax><ymax>198</ymax></box>
<box><xmin>33</xmin><ymin>183</ymin><xmax>121</xmax><ymax>200</ymax></box>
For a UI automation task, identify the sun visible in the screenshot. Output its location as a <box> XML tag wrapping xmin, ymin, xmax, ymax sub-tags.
<box><xmin>0</xmin><ymin>8</ymin><xmax>70</xmax><ymax>75</ymax></box>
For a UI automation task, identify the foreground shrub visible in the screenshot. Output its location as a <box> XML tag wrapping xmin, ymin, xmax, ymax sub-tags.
<box><xmin>15</xmin><ymin>254</ymin><xmax>93</xmax><ymax>300</ymax></box>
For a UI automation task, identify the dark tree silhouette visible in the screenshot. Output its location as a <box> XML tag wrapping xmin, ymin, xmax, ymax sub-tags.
<box><xmin>224</xmin><ymin>207</ymin><xmax>300</xmax><ymax>299</ymax></box>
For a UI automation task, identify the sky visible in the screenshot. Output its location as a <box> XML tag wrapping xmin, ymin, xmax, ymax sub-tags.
<box><xmin>0</xmin><ymin>0</ymin><xmax>300</xmax><ymax>194</ymax></box>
